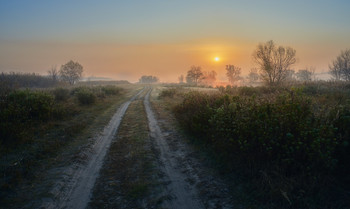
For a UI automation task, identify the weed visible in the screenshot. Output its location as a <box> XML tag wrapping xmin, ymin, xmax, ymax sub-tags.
<box><xmin>74</xmin><ymin>88</ymin><xmax>96</xmax><ymax>105</ymax></box>
<box><xmin>159</xmin><ymin>88</ymin><xmax>177</xmax><ymax>98</ymax></box>
<box><xmin>52</xmin><ymin>88</ymin><xmax>70</xmax><ymax>102</ymax></box>
<box><xmin>173</xmin><ymin>83</ymin><xmax>350</xmax><ymax>208</ymax></box>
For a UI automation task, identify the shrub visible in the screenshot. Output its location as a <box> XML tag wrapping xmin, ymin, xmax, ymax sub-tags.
<box><xmin>101</xmin><ymin>85</ymin><xmax>121</xmax><ymax>95</ymax></box>
<box><xmin>174</xmin><ymin>89</ymin><xmax>349</xmax><ymax>207</ymax></box>
<box><xmin>75</xmin><ymin>88</ymin><xmax>96</xmax><ymax>105</ymax></box>
<box><xmin>237</xmin><ymin>86</ymin><xmax>259</xmax><ymax>96</ymax></box>
<box><xmin>176</xmin><ymin>91</ymin><xmax>338</xmax><ymax>170</ymax></box>
<box><xmin>0</xmin><ymin>90</ymin><xmax>54</xmax><ymax>145</ymax></box>
<box><xmin>0</xmin><ymin>72</ymin><xmax>59</xmax><ymax>89</ymax></box>
<box><xmin>159</xmin><ymin>88</ymin><xmax>177</xmax><ymax>98</ymax></box>
<box><xmin>52</xmin><ymin>87</ymin><xmax>70</xmax><ymax>101</ymax></box>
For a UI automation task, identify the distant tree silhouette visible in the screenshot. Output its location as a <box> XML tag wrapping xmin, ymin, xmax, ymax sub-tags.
<box><xmin>226</xmin><ymin>65</ymin><xmax>241</xmax><ymax>86</ymax></box>
<box><xmin>200</xmin><ymin>70</ymin><xmax>217</xmax><ymax>87</ymax></box>
<box><xmin>247</xmin><ymin>68</ymin><xmax>259</xmax><ymax>84</ymax></box>
<box><xmin>186</xmin><ymin>66</ymin><xmax>203</xmax><ymax>85</ymax></box>
<box><xmin>284</xmin><ymin>69</ymin><xmax>296</xmax><ymax>82</ymax></box>
<box><xmin>59</xmin><ymin>60</ymin><xmax>83</xmax><ymax>85</ymax></box>
<box><xmin>47</xmin><ymin>66</ymin><xmax>59</xmax><ymax>82</ymax></box>
<box><xmin>329</xmin><ymin>49</ymin><xmax>350</xmax><ymax>81</ymax></box>
<box><xmin>178</xmin><ymin>74</ymin><xmax>184</xmax><ymax>84</ymax></box>
<box><xmin>296</xmin><ymin>67</ymin><xmax>315</xmax><ymax>82</ymax></box>
<box><xmin>139</xmin><ymin>75</ymin><xmax>159</xmax><ymax>83</ymax></box>
<box><xmin>253</xmin><ymin>40</ymin><xmax>296</xmax><ymax>86</ymax></box>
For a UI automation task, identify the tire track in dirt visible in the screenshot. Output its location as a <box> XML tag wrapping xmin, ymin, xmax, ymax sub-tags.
<box><xmin>144</xmin><ymin>88</ymin><xmax>203</xmax><ymax>209</ymax></box>
<box><xmin>41</xmin><ymin>88</ymin><xmax>145</xmax><ymax>209</ymax></box>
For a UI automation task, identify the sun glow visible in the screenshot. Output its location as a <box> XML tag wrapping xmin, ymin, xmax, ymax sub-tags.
<box><xmin>214</xmin><ymin>57</ymin><xmax>220</xmax><ymax>61</ymax></box>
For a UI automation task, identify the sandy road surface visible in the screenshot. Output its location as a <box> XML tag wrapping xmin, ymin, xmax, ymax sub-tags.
<box><xmin>144</xmin><ymin>89</ymin><xmax>204</xmax><ymax>209</ymax></box>
<box><xmin>41</xmin><ymin>88</ymin><xmax>145</xmax><ymax>209</ymax></box>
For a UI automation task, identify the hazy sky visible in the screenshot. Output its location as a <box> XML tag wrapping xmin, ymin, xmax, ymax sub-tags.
<box><xmin>1</xmin><ymin>0</ymin><xmax>349</xmax><ymax>82</ymax></box>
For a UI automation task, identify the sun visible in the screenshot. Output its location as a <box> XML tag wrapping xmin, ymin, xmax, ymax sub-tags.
<box><xmin>214</xmin><ymin>57</ymin><xmax>220</xmax><ymax>62</ymax></box>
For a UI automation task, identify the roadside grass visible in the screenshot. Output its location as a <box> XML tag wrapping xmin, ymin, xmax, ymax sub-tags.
<box><xmin>88</xmin><ymin>95</ymin><xmax>164</xmax><ymax>209</ymax></box>
<box><xmin>0</xmin><ymin>84</ymin><xmax>142</xmax><ymax>208</ymax></box>
<box><xmin>165</xmin><ymin>82</ymin><xmax>350</xmax><ymax>209</ymax></box>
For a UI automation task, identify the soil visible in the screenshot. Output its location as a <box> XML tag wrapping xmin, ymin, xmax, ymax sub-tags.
<box><xmin>40</xmin><ymin>88</ymin><xmax>145</xmax><ymax>209</ymax></box>
<box><xmin>11</xmin><ymin>86</ymin><xmax>236</xmax><ymax>209</ymax></box>
<box><xmin>147</xmin><ymin>88</ymin><xmax>235</xmax><ymax>209</ymax></box>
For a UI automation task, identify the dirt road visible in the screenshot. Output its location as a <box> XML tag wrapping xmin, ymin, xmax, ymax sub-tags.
<box><xmin>41</xmin><ymin>87</ymin><xmax>233</xmax><ymax>209</ymax></box>
<box><xmin>41</xmin><ymin>88</ymin><xmax>145</xmax><ymax>209</ymax></box>
<box><xmin>144</xmin><ymin>89</ymin><xmax>203</xmax><ymax>209</ymax></box>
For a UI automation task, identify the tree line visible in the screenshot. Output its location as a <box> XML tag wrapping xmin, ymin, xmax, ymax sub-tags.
<box><xmin>181</xmin><ymin>40</ymin><xmax>350</xmax><ymax>87</ymax></box>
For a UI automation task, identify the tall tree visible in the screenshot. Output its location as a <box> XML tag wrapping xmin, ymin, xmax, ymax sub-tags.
<box><xmin>329</xmin><ymin>49</ymin><xmax>350</xmax><ymax>81</ymax></box>
<box><xmin>59</xmin><ymin>60</ymin><xmax>83</xmax><ymax>85</ymax></box>
<box><xmin>186</xmin><ymin>66</ymin><xmax>203</xmax><ymax>85</ymax></box>
<box><xmin>253</xmin><ymin>40</ymin><xmax>296</xmax><ymax>85</ymax></box>
<box><xmin>226</xmin><ymin>65</ymin><xmax>241</xmax><ymax>86</ymax></box>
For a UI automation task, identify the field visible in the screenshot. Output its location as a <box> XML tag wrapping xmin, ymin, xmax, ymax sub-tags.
<box><xmin>165</xmin><ymin>82</ymin><xmax>350</xmax><ymax>208</ymax></box>
<box><xmin>0</xmin><ymin>76</ymin><xmax>349</xmax><ymax>209</ymax></box>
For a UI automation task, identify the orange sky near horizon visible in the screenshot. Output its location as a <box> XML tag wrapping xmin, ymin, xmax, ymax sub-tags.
<box><xmin>1</xmin><ymin>1</ymin><xmax>349</xmax><ymax>82</ymax></box>
<box><xmin>0</xmin><ymin>41</ymin><xmax>339</xmax><ymax>82</ymax></box>
<box><xmin>0</xmin><ymin>39</ymin><xmax>341</xmax><ymax>82</ymax></box>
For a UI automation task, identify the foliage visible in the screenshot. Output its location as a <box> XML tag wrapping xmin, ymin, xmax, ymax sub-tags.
<box><xmin>0</xmin><ymin>84</ymin><xmax>126</xmax><ymax>206</ymax></box>
<box><xmin>0</xmin><ymin>90</ymin><xmax>55</xmax><ymax>145</ymax></box>
<box><xmin>247</xmin><ymin>68</ymin><xmax>259</xmax><ymax>84</ymax></box>
<box><xmin>296</xmin><ymin>68</ymin><xmax>314</xmax><ymax>82</ymax></box>
<box><xmin>0</xmin><ymin>72</ymin><xmax>59</xmax><ymax>90</ymax></box>
<box><xmin>226</xmin><ymin>65</ymin><xmax>242</xmax><ymax>86</ymax></box>
<box><xmin>253</xmin><ymin>40</ymin><xmax>296</xmax><ymax>86</ymax></box>
<box><xmin>74</xmin><ymin>87</ymin><xmax>96</xmax><ymax>105</ymax></box>
<box><xmin>47</xmin><ymin>66</ymin><xmax>59</xmax><ymax>82</ymax></box>
<box><xmin>60</xmin><ymin>60</ymin><xmax>83</xmax><ymax>85</ymax></box>
<box><xmin>329</xmin><ymin>49</ymin><xmax>350</xmax><ymax>81</ymax></box>
<box><xmin>186</xmin><ymin>66</ymin><xmax>203</xmax><ymax>85</ymax></box>
<box><xmin>101</xmin><ymin>85</ymin><xmax>122</xmax><ymax>95</ymax></box>
<box><xmin>173</xmin><ymin>85</ymin><xmax>350</xmax><ymax>207</ymax></box>
<box><xmin>0</xmin><ymin>85</ymin><xmax>123</xmax><ymax>147</ymax></box>
<box><xmin>52</xmin><ymin>87</ymin><xmax>70</xmax><ymax>101</ymax></box>
<box><xmin>138</xmin><ymin>75</ymin><xmax>159</xmax><ymax>83</ymax></box>
<box><xmin>159</xmin><ymin>88</ymin><xmax>177</xmax><ymax>98</ymax></box>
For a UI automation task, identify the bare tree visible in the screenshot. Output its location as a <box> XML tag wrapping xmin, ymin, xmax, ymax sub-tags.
<box><xmin>178</xmin><ymin>74</ymin><xmax>184</xmax><ymax>84</ymax></box>
<box><xmin>296</xmin><ymin>67</ymin><xmax>315</xmax><ymax>82</ymax></box>
<box><xmin>247</xmin><ymin>68</ymin><xmax>259</xmax><ymax>84</ymax></box>
<box><xmin>226</xmin><ymin>65</ymin><xmax>241</xmax><ymax>86</ymax></box>
<box><xmin>200</xmin><ymin>70</ymin><xmax>217</xmax><ymax>86</ymax></box>
<box><xmin>60</xmin><ymin>60</ymin><xmax>83</xmax><ymax>85</ymax></box>
<box><xmin>47</xmin><ymin>66</ymin><xmax>59</xmax><ymax>82</ymax></box>
<box><xmin>329</xmin><ymin>49</ymin><xmax>350</xmax><ymax>81</ymax></box>
<box><xmin>285</xmin><ymin>69</ymin><xmax>296</xmax><ymax>82</ymax></box>
<box><xmin>186</xmin><ymin>66</ymin><xmax>203</xmax><ymax>85</ymax></box>
<box><xmin>253</xmin><ymin>40</ymin><xmax>296</xmax><ymax>85</ymax></box>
